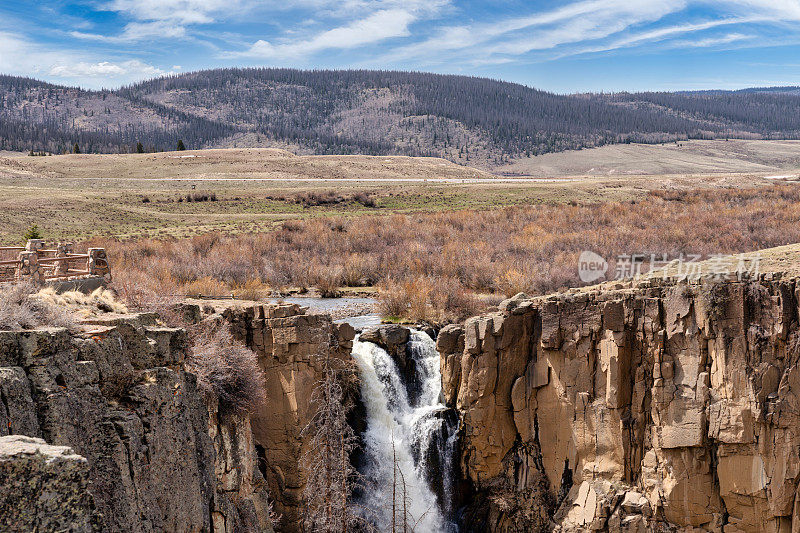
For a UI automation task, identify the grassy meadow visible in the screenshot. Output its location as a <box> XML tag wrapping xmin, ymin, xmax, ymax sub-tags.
<box><xmin>1</xmin><ymin>144</ymin><xmax>794</xmax><ymax>244</ymax></box>
<box><xmin>3</xmin><ymin>146</ymin><xmax>800</xmax><ymax>324</ymax></box>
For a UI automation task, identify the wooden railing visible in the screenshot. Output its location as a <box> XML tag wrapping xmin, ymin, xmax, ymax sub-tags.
<box><xmin>0</xmin><ymin>240</ymin><xmax>110</xmax><ymax>284</ymax></box>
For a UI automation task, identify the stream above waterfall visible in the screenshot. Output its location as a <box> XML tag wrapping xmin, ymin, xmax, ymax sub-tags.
<box><xmin>265</xmin><ymin>296</ymin><xmax>381</xmax><ymax>328</ymax></box>
<box><xmin>351</xmin><ymin>330</ymin><xmax>459</xmax><ymax>532</ymax></box>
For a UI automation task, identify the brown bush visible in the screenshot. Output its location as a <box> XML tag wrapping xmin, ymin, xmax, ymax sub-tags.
<box><xmin>98</xmin><ymin>184</ymin><xmax>800</xmax><ymax>323</ymax></box>
<box><xmin>287</xmin><ymin>190</ymin><xmax>377</xmax><ymax>209</ymax></box>
<box><xmin>377</xmin><ymin>276</ymin><xmax>479</xmax><ymax>324</ymax></box>
<box><xmin>110</xmin><ymin>273</ymin><xmax>266</xmax><ymax>415</ymax></box>
<box><xmin>191</xmin><ymin>232</ymin><xmax>221</xmax><ymax>256</ymax></box>
<box><xmin>0</xmin><ymin>282</ymin><xmax>77</xmax><ymax>331</ymax></box>
<box><xmin>111</xmin><ymin>268</ymin><xmax>180</xmax><ymax>314</ymax></box>
<box><xmin>184</xmin><ymin>191</ymin><xmax>217</xmax><ymax>202</ymax></box>
<box><xmin>232</xmin><ymin>279</ymin><xmax>270</xmax><ymax>301</ymax></box>
<box><xmin>187</xmin><ymin>325</ymin><xmax>266</xmax><ymax>415</ymax></box>
<box><xmin>292</xmin><ymin>190</ymin><xmax>345</xmax><ymax>207</ymax></box>
<box><xmin>376</xmin><ymin>279</ymin><xmax>408</xmax><ymax>319</ymax></box>
<box><xmin>183</xmin><ymin>276</ymin><xmax>231</xmax><ymax>298</ymax></box>
<box><xmin>353</xmin><ymin>191</ymin><xmax>377</xmax><ymax>207</ymax></box>
<box><xmin>428</xmin><ymin>277</ymin><xmax>481</xmax><ymax>322</ymax></box>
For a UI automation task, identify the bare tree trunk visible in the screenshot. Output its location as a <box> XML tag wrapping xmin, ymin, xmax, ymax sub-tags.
<box><xmin>341</xmin><ymin>433</ymin><xmax>348</xmax><ymax>533</ymax></box>
<box><xmin>392</xmin><ymin>438</ymin><xmax>397</xmax><ymax>533</ymax></box>
<box><xmin>301</xmin><ymin>351</ymin><xmax>366</xmax><ymax>532</ymax></box>
<box><xmin>399</xmin><ymin>466</ymin><xmax>408</xmax><ymax>533</ymax></box>
<box><xmin>325</xmin><ymin>431</ymin><xmax>332</xmax><ymax>531</ymax></box>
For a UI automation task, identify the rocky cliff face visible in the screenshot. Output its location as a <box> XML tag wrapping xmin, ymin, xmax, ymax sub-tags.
<box><xmin>0</xmin><ymin>435</ymin><xmax>100</xmax><ymax>532</ymax></box>
<box><xmin>0</xmin><ymin>312</ymin><xmax>272</xmax><ymax>532</ymax></box>
<box><xmin>438</xmin><ymin>274</ymin><xmax>800</xmax><ymax>532</ymax></box>
<box><xmin>208</xmin><ymin>404</ymin><xmax>274</xmax><ymax>532</ymax></box>
<box><xmin>222</xmin><ymin>302</ymin><xmax>355</xmax><ymax>533</ymax></box>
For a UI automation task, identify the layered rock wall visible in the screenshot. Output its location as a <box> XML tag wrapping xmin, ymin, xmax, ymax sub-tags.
<box><xmin>0</xmin><ymin>313</ymin><xmax>272</xmax><ymax>532</ymax></box>
<box><xmin>223</xmin><ymin>302</ymin><xmax>355</xmax><ymax>532</ymax></box>
<box><xmin>209</xmin><ymin>406</ymin><xmax>274</xmax><ymax>533</ymax></box>
<box><xmin>438</xmin><ymin>276</ymin><xmax>800</xmax><ymax>532</ymax></box>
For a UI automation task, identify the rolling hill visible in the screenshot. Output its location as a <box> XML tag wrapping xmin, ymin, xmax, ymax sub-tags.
<box><xmin>2</xmin><ymin>69</ymin><xmax>800</xmax><ymax>168</ymax></box>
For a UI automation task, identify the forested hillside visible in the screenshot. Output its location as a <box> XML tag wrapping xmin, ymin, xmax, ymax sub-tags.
<box><xmin>2</xmin><ymin>69</ymin><xmax>800</xmax><ymax>167</ymax></box>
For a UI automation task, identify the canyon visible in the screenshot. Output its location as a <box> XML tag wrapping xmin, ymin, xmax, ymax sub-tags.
<box><xmin>437</xmin><ymin>262</ymin><xmax>800</xmax><ymax>532</ymax></box>
<box><xmin>0</xmin><ymin>310</ymin><xmax>272</xmax><ymax>532</ymax></box>
<box><xmin>3</xmin><ymin>246</ymin><xmax>800</xmax><ymax>532</ymax></box>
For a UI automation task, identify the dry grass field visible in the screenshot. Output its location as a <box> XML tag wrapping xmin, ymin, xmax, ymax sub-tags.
<box><xmin>0</xmin><ymin>149</ymin><xmax>497</xmax><ymax>244</ymax></box>
<box><xmin>4</xmin><ymin>148</ymin><xmax>495</xmax><ymax>181</ymax></box>
<box><xmin>1</xmin><ymin>142</ymin><xmax>798</xmax><ymax>245</ymax></box>
<box><xmin>3</xmin><ymin>141</ymin><xmax>800</xmax><ymax>324</ymax></box>
<box><xmin>495</xmin><ymin>139</ymin><xmax>800</xmax><ymax>177</ymax></box>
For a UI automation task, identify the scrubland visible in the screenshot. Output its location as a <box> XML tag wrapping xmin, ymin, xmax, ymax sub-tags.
<box><xmin>2</xmin><ymin>143</ymin><xmax>796</xmax><ymax>244</ymax></box>
<box><xmin>100</xmin><ymin>184</ymin><xmax>800</xmax><ymax>324</ymax></box>
<box><xmin>0</xmin><ymin>282</ymin><xmax>79</xmax><ymax>330</ymax></box>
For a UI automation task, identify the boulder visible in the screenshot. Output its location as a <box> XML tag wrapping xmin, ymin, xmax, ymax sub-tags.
<box><xmin>360</xmin><ymin>324</ymin><xmax>410</xmax><ymax>348</ymax></box>
<box><xmin>0</xmin><ymin>435</ymin><xmax>99</xmax><ymax>532</ymax></box>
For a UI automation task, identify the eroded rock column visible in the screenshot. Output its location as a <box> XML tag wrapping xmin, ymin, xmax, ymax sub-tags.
<box><xmin>440</xmin><ymin>277</ymin><xmax>800</xmax><ymax>532</ymax></box>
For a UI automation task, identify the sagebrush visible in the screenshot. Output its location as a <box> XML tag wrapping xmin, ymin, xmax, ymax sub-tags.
<box><xmin>98</xmin><ymin>184</ymin><xmax>800</xmax><ymax>323</ymax></box>
<box><xmin>0</xmin><ymin>282</ymin><xmax>77</xmax><ymax>331</ymax></box>
<box><xmin>186</xmin><ymin>325</ymin><xmax>266</xmax><ymax>415</ymax></box>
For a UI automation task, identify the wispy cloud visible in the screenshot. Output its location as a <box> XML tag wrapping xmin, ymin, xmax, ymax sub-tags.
<box><xmin>556</xmin><ymin>17</ymin><xmax>760</xmax><ymax>58</ymax></box>
<box><xmin>232</xmin><ymin>9</ymin><xmax>417</xmax><ymax>59</ymax></box>
<box><xmin>102</xmin><ymin>0</ymin><xmax>239</xmax><ymax>24</ymax></box>
<box><xmin>71</xmin><ymin>21</ymin><xmax>188</xmax><ymax>43</ymax></box>
<box><xmin>377</xmin><ymin>0</ymin><xmax>690</xmax><ymax>64</ymax></box>
<box><xmin>48</xmin><ymin>60</ymin><xmax>171</xmax><ymax>79</ymax></box>
<box><xmin>72</xmin><ymin>0</ymin><xmax>250</xmax><ymax>43</ymax></box>
<box><xmin>0</xmin><ymin>31</ymin><xmax>168</xmax><ymax>87</ymax></box>
<box><xmin>670</xmin><ymin>32</ymin><xmax>754</xmax><ymax>48</ymax></box>
<box><xmin>228</xmin><ymin>0</ymin><xmax>450</xmax><ymax>59</ymax></box>
<box><xmin>723</xmin><ymin>0</ymin><xmax>800</xmax><ymax>21</ymax></box>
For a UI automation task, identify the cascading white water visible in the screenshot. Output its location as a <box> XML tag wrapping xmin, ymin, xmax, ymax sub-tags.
<box><xmin>352</xmin><ymin>330</ymin><xmax>458</xmax><ymax>532</ymax></box>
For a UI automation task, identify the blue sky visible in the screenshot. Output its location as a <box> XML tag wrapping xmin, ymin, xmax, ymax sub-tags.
<box><xmin>1</xmin><ymin>0</ymin><xmax>800</xmax><ymax>92</ymax></box>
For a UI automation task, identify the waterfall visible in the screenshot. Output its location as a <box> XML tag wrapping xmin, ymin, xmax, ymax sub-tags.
<box><xmin>352</xmin><ymin>330</ymin><xmax>459</xmax><ymax>532</ymax></box>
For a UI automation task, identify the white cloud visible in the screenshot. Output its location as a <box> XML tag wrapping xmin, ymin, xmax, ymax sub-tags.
<box><xmin>220</xmin><ymin>0</ymin><xmax>451</xmax><ymax>59</ymax></box>
<box><xmin>382</xmin><ymin>0</ymin><xmax>688</xmax><ymax>63</ymax></box>
<box><xmin>0</xmin><ymin>31</ymin><xmax>72</xmax><ymax>79</ymax></box>
<box><xmin>559</xmin><ymin>17</ymin><xmax>760</xmax><ymax>57</ymax></box>
<box><xmin>67</xmin><ymin>0</ymin><xmax>795</xmax><ymax>59</ymax></box>
<box><xmin>71</xmin><ymin>21</ymin><xmax>187</xmax><ymax>43</ymax></box>
<box><xmin>608</xmin><ymin>19</ymin><xmax>756</xmax><ymax>48</ymax></box>
<box><xmin>373</xmin><ymin>0</ymin><xmax>800</xmax><ymax>68</ymax></box>
<box><xmin>48</xmin><ymin>60</ymin><xmax>168</xmax><ymax>79</ymax></box>
<box><xmin>0</xmin><ymin>31</ymin><xmax>168</xmax><ymax>87</ymax></box>
<box><xmin>77</xmin><ymin>0</ymin><xmax>249</xmax><ymax>42</ymax></box>
<box><xmin>260</xmin><ymin>0</ymin><xmax>449</xmax><ymax>20</ymax></box>
<box><xmin>102</xmin><ymin>0</ymin><xmax>238</xmax><ymax>24</ymax></box>
<box><xmin>675</xmin><ymin>32</ymin><xmax>753</xmax><ymax>47</ymax></box>
<box><xmin>234</xmin><ymin>8</ymin><xmax>418</xmax><ymax>59</ymax></box>
<box><xmin>722</xmin><ymin>0</ymin><xmax>800</xmax><ymax>21</ymax></box>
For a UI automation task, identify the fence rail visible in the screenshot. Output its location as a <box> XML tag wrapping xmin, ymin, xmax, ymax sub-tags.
<box><xmin>0</xmin><ymin>240</ymin><xmax>110</xmax><ymax>284</ymax></box>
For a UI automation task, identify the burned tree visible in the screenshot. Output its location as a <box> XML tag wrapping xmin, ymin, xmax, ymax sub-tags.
<box><xmin>301</xmin><ymin>352</ymin><xmax>368</xmax><ymax>533</ymax></box>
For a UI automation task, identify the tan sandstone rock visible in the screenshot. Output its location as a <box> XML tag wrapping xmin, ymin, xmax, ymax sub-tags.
<box><xmin>440</xmin><ymin>275</ymin><xmax>800</xmax><ymax>532</ymax></box>
<box><xmin>224</xmin><ymin>303</ymin><xmax>355</xmax><ymax>533</ymax></box>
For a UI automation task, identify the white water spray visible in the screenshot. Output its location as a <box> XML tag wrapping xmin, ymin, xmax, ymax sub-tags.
<box><xmin>352</xmin><ymin>330</ymin><xmax>458</xmax><ymax>532</ymax></box>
